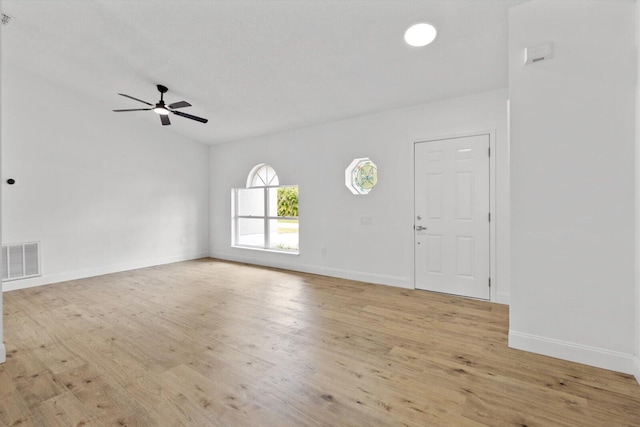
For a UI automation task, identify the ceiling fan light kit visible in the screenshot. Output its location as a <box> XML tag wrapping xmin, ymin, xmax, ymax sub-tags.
<box><xmin>112</xmin><ymin>84</ymin><xmax>208</xmax><ymax>126</ymax></box>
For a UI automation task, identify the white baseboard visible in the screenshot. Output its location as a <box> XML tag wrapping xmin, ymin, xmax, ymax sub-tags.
<box><xmin>210</xmin><ymin>251</ymin><xmax>413</xmax><ymax>289</ymax></box>
<box><xmin>634</xmin><ymin>356</ymin><xmax>640</xmax><ymax>384</ymax></box>
<box><xmin>2</xmin><ymin>252</ymin><xmax>210</xmax><ymax>292</ymax></box>
<box><xmin>0</xmin><ymin>343</ymin><xmax>6</xmax><ymax>364</ymax></box>
<box><xmin>509</xmin><ymin>330</ymin><xmax>637</xmax><ymax>375</ymax></box>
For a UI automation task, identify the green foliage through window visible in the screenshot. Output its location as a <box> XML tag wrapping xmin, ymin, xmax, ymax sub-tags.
<box><xmin>277</xmin><ymin>187</ymin><xmax>299</xmax><ymax>217</ymax></box>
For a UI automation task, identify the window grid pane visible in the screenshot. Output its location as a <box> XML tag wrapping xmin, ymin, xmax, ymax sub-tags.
<box><xmin>237</xmin><ymin>188</ymin><xmax>265</xmax><ymax>217</ymax></box>
<box><xmin>236</xmin><ymin>218</ymin><xmax>265</xmax><ymax>247</ymax></box>
<box><xmin>268</xmin><ymin>186</ymin><xmax>299</xmax><ymax>218</ymax></box>
<box><xmin>268</xmin><ymin>219</ymin><xmax>299</xmax><ymax>252</ymax></box>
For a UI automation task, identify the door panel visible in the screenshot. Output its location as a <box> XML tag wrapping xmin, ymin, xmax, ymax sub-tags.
<box><xmin>427</xmin><ymin>235</ymin><xmax>443</xmax><ymax>273</ymax></box>
<box><xmin>414</xmin><ymin>134</ymin><xmax>490</xmax><ymax>300</ymax></box>
<box><xmin>456</xmin><ymin>236</ymin><xmax>474</xmax><ymax>277</ymax></box>
<box><xmin>427</xmin><ymin>174</ymin><xmax>443</xmax><ymax>218</ymax></box>
<box><xmin>456</xmin><ymin>172</ymin><xmax>473</xmax><ymax>219</ymax></box>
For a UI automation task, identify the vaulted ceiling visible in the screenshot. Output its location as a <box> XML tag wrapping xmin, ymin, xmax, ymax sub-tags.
<box><xmin>2</xmin><ymin>0</ymin><xmax>524</xmax><ymax>145</ymax></box>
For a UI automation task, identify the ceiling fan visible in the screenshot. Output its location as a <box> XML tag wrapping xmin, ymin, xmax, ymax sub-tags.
<box><xmin>113</xmin><ymin>84</ymin><xmax>208</xmax><ymax>126</ymax></box>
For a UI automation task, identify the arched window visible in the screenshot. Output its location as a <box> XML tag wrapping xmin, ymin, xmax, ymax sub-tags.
<box><xmin>247</xmin><ymin>164</ymin><xmax>279</xmax><ymax>188</ymax></box>
<box><xmin>232</xmin><ymin>164</ymin><xmax>299</xmax><ymax>253</ymax></box>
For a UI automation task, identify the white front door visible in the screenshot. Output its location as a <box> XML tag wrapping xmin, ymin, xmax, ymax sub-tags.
<box><xmin>414</xmin><ymin>134</ymin><xmax>490</xmax><ymax>300</ymax></box>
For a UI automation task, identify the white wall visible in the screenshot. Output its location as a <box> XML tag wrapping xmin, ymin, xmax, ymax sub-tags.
<box><xmin>635</xmin><ymin>0</ymin><xmax>640</xmax><ymax>383</ymax></box>
<box><xmin>509</xmin><ymin>0</ymin><xmax>637</xmax><ymax>373</ymax></box>
<box><xmin>1</xmin><ymin>64</ymin><xmax>210</xmax><ymax>291</ymax></box>
<box><xmin>0</xmin><ymin>0</ymin><xmax>6</xmax><ymax>364</ymax></box>
<box><xmin>210</xmin><ymin>89</ymin><xmax>511</xmax><ymax>302</ymax></box>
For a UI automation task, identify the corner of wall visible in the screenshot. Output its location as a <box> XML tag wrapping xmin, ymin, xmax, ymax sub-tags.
<box><xmin>0</xmin><ymin>343</ymin><xmax>5</xmax><ymax>364</ymax></box>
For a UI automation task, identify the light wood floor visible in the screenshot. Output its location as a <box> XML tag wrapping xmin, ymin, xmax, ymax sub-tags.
<box><xmin>1</xmin><ymin>259</ymin><xmax>639</xmax><ymax>426</ymax></box>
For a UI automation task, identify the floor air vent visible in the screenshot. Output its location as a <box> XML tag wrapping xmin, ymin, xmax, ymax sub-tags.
<box><xmin>2</xmin><ymin>242</ymin><xmax>40</xmax><ymax>281</ymax></box>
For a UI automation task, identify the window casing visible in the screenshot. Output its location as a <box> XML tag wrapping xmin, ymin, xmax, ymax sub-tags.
<box><xmin>232</xmin><ymin>165</ymin><xmax>299</xmax><ymax>253</ymax></box>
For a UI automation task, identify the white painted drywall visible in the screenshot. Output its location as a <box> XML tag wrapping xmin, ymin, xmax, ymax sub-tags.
<box><xmin>0</xmin><ymin>0</ymin><xmax>6</xmax><ymax>364</ymax></box>
<box><xmin>509</xmin><ymin>0</ymin><xmax>637</xmax><ymax>373</ymax></box>
<box><xmin>635</xmin><ymin>0</ymin><xmax>640</xmax><ymax>383</ymax></box>
<box><xmin>209</xmin><ymin>89</ymin><xmax>511</xmax><ymax>302</ymax></box>
<box><xmin>1</xmin><ymin>64</ymin><xmax>210</xmax><ymax>291</ymax></box>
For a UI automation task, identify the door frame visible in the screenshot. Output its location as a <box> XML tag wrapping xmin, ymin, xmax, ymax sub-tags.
<box><xmin>412</xmin><ymin>130</ymin><xmax>497</xmax><ymax>301</ymax></box>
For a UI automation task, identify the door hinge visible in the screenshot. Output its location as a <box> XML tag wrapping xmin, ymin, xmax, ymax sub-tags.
<box><xmin>488</xmin><ymin>212</ymin><xmax>491</xmax><ymax>222</ymax></box>
<box><xmin>488</xmin><ymin>278</ymin><xmax>491</xmax><ymax>288</ymax></box>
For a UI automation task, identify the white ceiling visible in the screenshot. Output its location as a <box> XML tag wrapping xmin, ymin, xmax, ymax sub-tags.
<box><xmin>2</xmin><ymin>0</ymin><xmax>524</xmax><ymax>145</ymax></box>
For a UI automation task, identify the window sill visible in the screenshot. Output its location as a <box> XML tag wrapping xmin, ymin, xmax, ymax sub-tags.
<box><xmin>231</xmin><ymin>245</ymin><xmax>300</xmax><ymax>256</ymax></box>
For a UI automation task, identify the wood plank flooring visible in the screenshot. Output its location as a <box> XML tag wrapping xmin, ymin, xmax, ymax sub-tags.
<box><xmin>1</xmin><ymin>258</ymin><xmax>639</xmax><ymax>426</ymax></box>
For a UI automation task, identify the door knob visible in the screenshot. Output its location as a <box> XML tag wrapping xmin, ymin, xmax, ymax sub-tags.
<box><xmin>415</xmin><ymin>225</ymin><xmax>427</xmax><ymax>231</ymax></box>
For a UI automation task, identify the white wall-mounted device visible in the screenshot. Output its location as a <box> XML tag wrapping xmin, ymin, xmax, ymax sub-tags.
<box><xmin>525</xmin><ymin>42</ymin><xmax>554</xmax><ymax>64</ymax></box>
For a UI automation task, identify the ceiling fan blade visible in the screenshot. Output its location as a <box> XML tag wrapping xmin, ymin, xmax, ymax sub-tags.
<box><xmin>168</xmin><ymin>101</ymin><xmax>192</xmax><ymax>109</ymax></box>
<box><xmin>160</xmin><ymin>114</ymin><xmax>171</xmax><ymax>126</ymax></box>
<box><xmin>118</xmin><ymin>93</ymin><xmax>153</xmax><ymax>106</ymax></box>
<box><xmin>171</xmin><ymin>110</ymin><xmax>208</xmax><ymax>124</ymax></box>
<box><xmin>113</xmin><ymin>108</ymin><xmax>153</xmax><ymax>112</ymax></box>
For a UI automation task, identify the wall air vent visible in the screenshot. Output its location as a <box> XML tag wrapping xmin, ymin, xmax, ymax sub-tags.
<box><xmin>2</xmin><ymin>242</ymin><xmax>40</xmax><ymax>281</ymax></box>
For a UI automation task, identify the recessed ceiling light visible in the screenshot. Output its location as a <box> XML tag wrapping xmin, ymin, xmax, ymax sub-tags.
<box><xmin>404</xmin><ymin>23</ymin><xmax>437</xmax><ymax>47</ymax></box>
